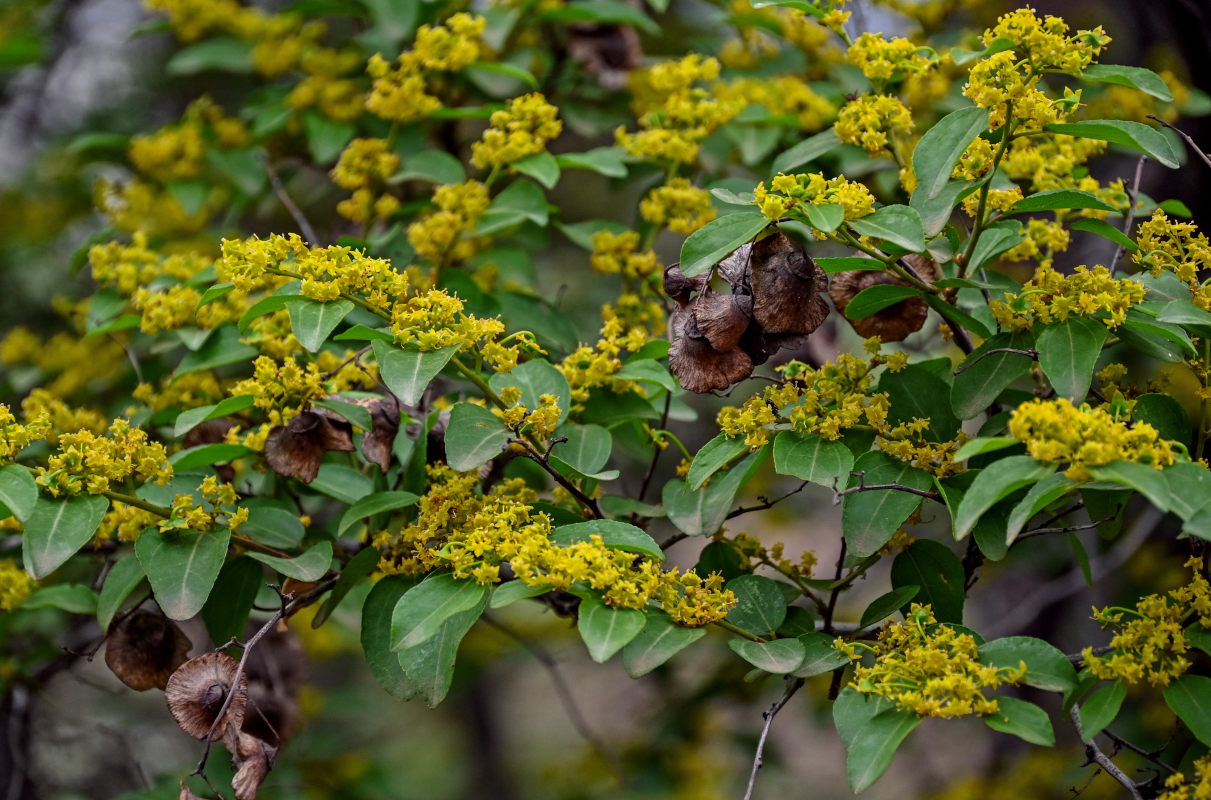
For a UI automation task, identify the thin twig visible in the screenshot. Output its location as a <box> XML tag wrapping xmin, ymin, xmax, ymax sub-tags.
<box><xmin>264</xmin><ymin>158</ymin><xmax>319</xmax><ymax>244</ymax></box>
<box><xmin>320</xmin><ymin>345</ymin><xmax>372</xmax><ymax>380</ymax></box>
<box><xmin>742</xmin><ymin>677</ymin><xmax>804</xmax><ymax>800</ymax></box>
<box><xmin>634</xmin><ymin>392</ymin><xmax>673</xmax><ymax>511</ymax></box>
<box><xmin>1102</xmin><ymin>728</ymin><xmax>1178</xmax><ymax>775</ymax></box>
<box><xmin>1148</xmin><ymin>115</ymin><xmax>1211</xmax><ymax>171</ymax></box>
<box><xmin>1018</xmin><ymin>515</ymin><xmax>1115</xmax><ymax>540</ymax></box>
<box><xmin>507</xmin><ymin>436</ymin><xmax>603</xmax><ymax>519</ymax></box>
<box><xmin>1066</xmin><ymin>645</ymin><xmax>1113</xmax><ymax>665</ymax></box>
<box><xmin>1110</xmin><ymin>156</ymin><xmax>1146</xmax><ymax>271</ymax></box>
<box><xmin>952</xmin><ymin>347</ymin><xmax>1038</xmax><ymax>376</ymax></box>
<box><xmin>831</xmin><ymin>473</ymin><xmax>940</xmax><ymax>505</ymax></box>
<box><xmin>823</xmin><ymin>539</ymin><xmax>848</xmax><ymax>636</ymax></box>
<box><xmin>1069</xmin><ymin>705</ymin><xmax>1144</xmax><ymax>800</ymax></box>
<box><xmin>481</xmin><ymin>615</ymin><xmax>626</xmax><ymax>782</ymax></box>
<box><xmin>726</xmin><ymin>481</ymin><xmax>810</xmax><ymax>519</ymax></box>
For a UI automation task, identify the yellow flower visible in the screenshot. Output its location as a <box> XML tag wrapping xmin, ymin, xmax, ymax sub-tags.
<box><xmin>471</xmin><ymin>93</ymin><xmax>562</xmax><ymax>169</ymax></box>
<box><xmin>754</xmin><ymin>172</ymin><xmax>875</xmax><ymax>224</ymax></box>
<box><xmin>834</xmin><ymin>94</ymin><xmax>914</xmax><ymax>156</ymax></box>
<box><xmin>846</xmin><ymin>32</ymin><xmax>931</xmax><ymax>85</ymax></box>
<box><xmin>0</xmin><ymin>559</ymin><xmax>36</xmax><ymax>612</ymax></box>
<box><xmin>639</xmin><ymin>179</ymin><xmax>716</xmax><ymax>235</ymax></box>
<box><xmin>990</xmin><ymin>264</ymin><xmax>1145</xmax><ymax>331</ymax></box>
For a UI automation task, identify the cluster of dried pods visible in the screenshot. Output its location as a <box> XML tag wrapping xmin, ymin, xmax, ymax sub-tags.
<box><xmin>666</xmin><ymin>229</ymin><xmax>939</xmax><ymax>392</ymax></box>
<box><xmin>104</xmin><ymin>609</ymin><xmax>304</xmax><ymax>800</ymax></box>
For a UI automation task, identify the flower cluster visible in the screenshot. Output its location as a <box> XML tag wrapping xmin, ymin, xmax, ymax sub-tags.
<box><xmin>639</xmin><ymin>179</ymin><xmax>716</xmax><ymax>235</ymax></box>
<box><xmin>330</xmin><ymin>138</ymin><xmax>401</xmax><ymax>224</ymax></box>
<box><xmin>1134</xmin><ymin>211</ymin><xmax>1211</xmax><ymax>297</ymax></box>
<box><xmin>1001</xmin><ymin>218</ymin><xmax>1071</xmax><ymax>267</ymax></box>
<box><xmin>128</xmin><ymin>98</ymin><xmax>250</xmax><ymax>183</ymax></box>
<box><xmin>753</xmin><ymin>172</ymin><xmax>876</xmax><ymax>223</ymax></box>
<box><xmin>95</xmin><ymin>178</ymin><xmax>212</xmax><ymax>236</ymax></box>
<box><xmin>558</xmin><ymin>314</ymin><xmax>654</xmax><ymax>407</ymax></box>
<box><xmin>1</xmin><ymin>404</ymin><xmax>49</xmax><ymax>464</ymax></box>
<box><xmin>717</xmin><ymin>346</ymin><xmax>899</xmax><ymax>448</ymax></box>
<box><xmin>1008</xmin><ymin>397</ymin><xmax>1176</xmax><ymax>481</ymax></box>
<box><xmin>725</xmin><ymin>532</ymin><xmax>817</xmax><ymax>583</ymax></box>
<box><xmin>589</xmin><ymin>231</ymin><xmax>661</xmax><ymax>284</ymax></box>
<box><xmin>839</xmin><ymin>605</ymin><xmax>1027</xmax><ymax>718</ymax></box>
<box><xmin>159</xmin><ymin>475</ymin><xmax>249</xmax><ymax>533</ymax></box>
<box><xmin>835</xmin><ymin>94</ymin><xmax>914</xmax><ymax>156</ymax></box>
<box><xmin>1158</xmin><ymin>754</ymin><xmax>1211</xmax><ymax>800</ymax></box>
<box><xmin>0</xmin><ymin>558</ymin><xmax>35</xmax><ymax>612</ymax></box>
<box><xmin>231</xmin><ymin>356</ymin><xmax>327</xmax><ymax>417</ymax></box>
<box><xmin>1082</xmin><ymin>557</ymin><xmax>1211</xmax><ymax>686</ymax></box>
<box><xmin>496</xmin><ymin>389</ymin><xmax>562</xmax><ymax>441</ymax></box>
<box><xmin>365</xmin><ymin>13</ymin><xmax>485</xmax><ymax>122</ymax></box>
<box><xmin>715</xmin><ymin>76</ymin><xmax>836</xmax><ymax>132</ymax></box>
<box><xmin>406</xmin><ymin>180</ymin><xmax>492</xmax><ymax>265</ymax></box>
<box><xmin>375</xmin><ymin>465</ymin><xmax>736</xmax><ymax>624</ymax></box>
<box><xmin>471</xmin><ymin>93</ymin><xmax>563</xmax><ymax>169</ymax></box>
<box><xmin>878</xmin><ymin>421</ymin><xmax>969</xmax><ymax>478</ymax></box>
<box><xmin>0</xmin><ymin>329</ymin><xmax>127</xmax><ymax>400</ymax></box>
<box><xmin>990</xmin><ymin>264</ymin><xmax>1147</xmax><ymax>331</ymax></box>
<box><xmin>37</xmin><ymin>419</ymin><xmax>172</xmax><ymax>497</ymax></box>
<box><xmin>846</xmin><ymin>33</ymin><xmax>931</xmax><ymax>86</ymax></box>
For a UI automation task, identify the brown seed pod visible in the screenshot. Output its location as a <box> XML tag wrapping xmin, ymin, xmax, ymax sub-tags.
<box><xmin>264</xmin><ymin>410</ymin><xmax>355</xmax><ymax>483</ymax></box>
<box><xmin>105</xmin><ymin>609</ymin><xmax>193</xmax><ymax>691</ymax></box>
<box><xmin>663</xmin><ymin>263</ymin><xmax>706</xmax><ymax>307</ymax></box>
<box><xmin>165</xmin><ymin>652</ymin><xmax>248</xmax><ymax>741</ymax></box>
<box><xmin>357</xmin><ymin>395</ymin><xmax>401</xmax><ymax>473</ymax></box>
<box><xmin>668</xmin><ymin>312</ymin><xmax>754</xmax><ymax>393</ymax></box>
<box><xmin>749</xmin><ymin>231</ymin><xmax>829</xmax><ymax>335</ymax></box>
<box><xmin>692</xmin><ymin>291</ymin><xmax>753</xmax><ymax>353</ymax></box>
<box><xmin>716</xmin><ymin>243</ymin><xmax>753</xmax><ymax>288</ymax></box>
<box><xmin>829</xmin><ymin>255</ymin><xmax>939</xmax><ymax>342</ymax></box>
<box><xmin>567</xmin><ymin>23</ymin><xmax>641</xmax><ymax>90</ymax></box>
<box><xmin>230</xmin><ymin>732</ymin><xmax>277</xmax><ymax>800</ymax></box>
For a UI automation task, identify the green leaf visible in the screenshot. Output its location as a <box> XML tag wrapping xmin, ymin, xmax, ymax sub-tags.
<box><xmin>445</xmin><ymin>402</ymin><xmax>510</xmax><ymax>471</ymax></box>
<box><xmin>1081</xmin><ymin>64</ymin><xmax>1174</xmax><ymax>101</ymax></box>
<box><xmin>196</xmin><ymin>282</ymin><xmax>235</xmax><ymax>310</ymax></box>
<box><xmin>489</xmin><ymin>359</ymin><xmax>573</xmax><ymax>425</ymax></box>
<box><xmin>334</xmin><ymin>324</ymin><xmax>394</xmax><ymax>343</ymax></box>
<box><xmin>22</xmin><ymin>495</ymin><xmax>110</xmax><ymax>579</ymax></box>
<box><xmin>166</xmin><ymin>37</ymin><xmax>253</xmax><ymax>75</ymax></box>
<box><xmin>285</xmin><ymin>298</ymin><xmax>354</xmax><ymax>353</ymax></box>
<box><xmin>954</xmin><ymin>436</ymin><xmax>1019</xmax><ymax>461</ymax></box>
<box><xmin>1157</xmin><ymin>299</ymin><xmax>1211</xmax><ymax>330</ymax></box>
<box><xmin>772</xmin><ymin>431</ymin><xmax>854</xmax><ymax>489</ymax></box>
<box><xmin>208</xmin><ymin>147</ymin><xmax>266</xmax><ymax>196</ymax></box>
<box><xmin>728</xmin><ymin>637</ymin><xmax>807</xmax><ymax>673</ymax></box>
<box><xmin>679</xmin><ymin>211</ymin><xmax>769</xmax><ymax>278</ymax></box>
<box><xmin>0</xmin><ymin>465</ymin><xmax>38</xmax><ymax>522</ymax></box>
<box><xmin>1071</xmin><ymin>218</ymin><xmax>1138</xmax><ymax>250</ymax></box>
<box><xmin>303</xmin><ymin>112</ymin><xmax>356</xmax><ymax>164</ymax></box>
<box><xmin>859</xmin><ymin>586</ymin><xmax>919</xmax><ymax>629</ymax></box>
<box><xmin>1078</xmin><ymin>681</ymin><xmax>1126</xmax><ymax>740</ymax></box>
<box><xmin>1122</xmin><ymin>312</ymin><xmax>1196</xmax><ymax>360</ymax></box>
<box><xmin>337</xmin><ymin>491</ymin><xmax>420</xmax><ymax>537</ymax></box>
<box><xmin>924</xmin><ymin>294</ymin><xmax>993</xmax><ymax>340</ymax></box>
<box><xmin>979</xmin><ymin>636</ymin><xmax>1076</xmax><ymax>693</ymax></box>
<box><xmin>843</xmin><ymin>284</ymin><xmax>922</xmax><ymax>321</ymax></box>
<box><xmin>96</xmin><ymin>555</ymin><xmax>146</xmax><ymax>631</ymax></box>
<box><xmin>240</xmin><ymin>503</ymin><xmax>305</xmax><ymax>548</ymax></box>
<box><xmin>951</xmin><ymin>332</ymin><xmax>1035</xmax><ymax>419</ymax></box>
<box><xmin>1037</xmin><ymin>317</ymin><xmax>1108</xmax><ymax>401</ymax></box>
<box><xmin>551</xmin><ymin>520</ymin><xmax>664</xmax><ymax>561</ymax></box>
<box><xmin>845</xmin><ymin>706</ymin><xmax>922</xmax><ymax>793</ymax></box>
<box><xmin>771</xmin><ymin>128</ymin><xmax>842</xmax><ymax>175</ymax></box>
<box><xmin>372</xmin><ymin>342</ymin><xmax>460</xmax><ymax>407</ymax></box>
<box><xmin>511</xmin><ymin>151</ymin><xmax>560</xmax><ymax>188</ymax></box>
<box><xmin>1010</xmin><ymin>189</ymin><xmax>1117</xmax><ymax>214</ymax></box>
<box><xmin>1164</xmin><ymin>674</ymin><xmax>1211</xmax><ymax>746</ymax></box>
<box><xmin>622</xmin><ymin>611</ymin><xmax>706</xmax><ymax>677</ymax></box>
<box><xmin>815</xmin><ymin>256</ymin><xmax>885</xmax><ymax>273</ymax></box>
<box><xmin>201</xmin><ymin>557</ymin><xmax>263</xmax><ymax>645</ymax></box>
<box><xmin>1086</xmin><ymin>461</ymin><xmax>1171</xmax><ymax>513</ymax></box>
<box><xmin>1045</xmin><ymin>120</ymin><xmax>1179</xmax><ymax>169</ymax></box>
<box><xmin>966</xmin><ymin>220</ymin><xmax>1025</xmax><ymax>273</ymax></box>
<box><xmin>890</xmin><ymin>540</ymin><xmax>965</xmax><ymax>624</ymax></box>
<box><xmin>578</xmin><ymin>595</ymin><xmax>647</xmax><ymax>662</ymax></box>
<box><xmin>983</xmin><ymin>697</ymin><xmax>1055</xmax><ymax>746</ymax></box>
<box><xmin>912</xmin><ymin>178</ymin><xmax>979</xmax><ymax>237</ymax></box>
<box><xmin>361</xmin><ymin>575</ymin><xmax>421</xmax><ymax>700</ymax></box>
<box><xmin>1187</xmin><ymin>623</ymin><xmax>1211</xmax><ymax>657</ymax></box>
<box><xmin>397</xmin><ymin>587</ymin><xmax>487</xmax><ymax>707</ymax></box>
<box><xmin>879</xmin><ymin>363</ymin><xmax>960</xmax><ymax>442</ymax></box>
<box><xmin>176</xmin><ymin>325</ymin><xmax>258</xmax><ymax>377</ymax></box>
<box><xmin>490</xmin><ymin>580</ymin><xmax>550</xmax><ymax>609</ymax></box>
<box><xmin>169</xmin><ymin>443</ymin><xmax>254</xmax><ymax>471</ymax></box>
<box><xmin>843</xmin><ymin>450</ymin><xmax>934</xmax><ymax>557</ymax></box>
<box><xmin>238</xmin><ymin>293</ymin><xmax>298</xmax><ymax>333</ymax></box>
<box><xmin>953</xmin><ymin>455</ymin><xmax>1056</xmax><ymax>540</ymax></box>
<box><xmin>554</xmin><ymin>147</ymin><xmax>627</xmax><ymax>178</ymax></box>
<box><xmin>912</xmin><ymin>106</ymin><xmax>990</xmax><ymax>200</ymax></box>
<box><xmin>313</xmin><ymin>463</ymin><xmax>375</xmax><ymax>503</ymax></box>
<box><xmin>803</xmin><ymin>203</ymin><xmax>844</xmax><ymax>233</ymax></box>
<box><xmin>391</xmin><ymin>573</ymin><xmax>490</xmax><ymax>651</ymax></box>
<box><xmin>22</xmin><ymin>584</ymin><xmax>98</xmax><ymax>614</ymax></box>
<box><xmin>550</xmin><ymin>424</ymin><xmax>612</xmax><ymax>476</ymax></box>
<box><xmin>247</xmin><ymin>541</ymin><xmax>333</xmax><ymax>581</ymax></box>
<box><xmin>794</xmin><ymin>632</ymin><xmax>850</xmax><ymax>677</ymax></box>
<box><xmin>1005</xmin><ymin>472</ymin><xmax>1076</xmax><ymax>544</ymax></box>
<box><xmin>687</xmin><ymin>433</ymin><xmax>748</xmax><ymax>490</ymax></box>
<box><xmin>1165</xmin><ymin>462</ymin><xmax>1211</xmax><ymax>522</ymax></box>
<box><xmin>478</xmin><ymin>178</ymin><xmax>548</xmax><ymax>233</ymax></box>
<box><xmin>173</xmin><ymin>395</ymin><xmax>255</xmax><ymax>439</ymax></box>
<box><xmin>847</xmin><ymin>205</ymin><xmax>926</xmax><ymax>253</ymax></box>
<box><xmin>134</xmin><ymin>527</ymin><xmax>231</xmax><ymax>620</ymax></box>
<box><xmin>313</xmin><ymin>545</ymin><xmax>386</xmax><ymax>629</ymax></box>
<box><xmin>465</xmin><ymin>60</ymin><xmax>539</xmax><ymax>90</ymax></box>
<box><xmin>663</xmin><ymin>449</ymin><xmax>766</xmax><ymax>536</ymax></box>
<box><xmin>724</xmin><ymin>574</ymin><xmax>787</xmax><ymax>637</ymax></box>
<box><xmin>557</xmin><ymin>219</ymin><xmax>630</xmax><ymax>251</ymax></box>
<box><xmin>396</xmin><ymin>150</ymin><xmax>465</xmax><ymax>184</ymax></box>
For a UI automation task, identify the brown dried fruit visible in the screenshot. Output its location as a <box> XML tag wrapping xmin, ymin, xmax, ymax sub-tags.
<box><xmin>568</xmin><ymin>23</ymin><xmax>640</xmax><ymax>90</ymax></box>
<box><xmin>358</xmin><ymin>395</ymin><xmax>400</xmax><ymax>473</ymax></box>
<box><xmin>716</xmin><ymin>243</ymin><xmax>753</xmax><ymax>288</ymax></box>
<box><xmin>264</xmin><ymin>410</ymin><xmax>355</xmax><ymax>482</ymax></box>
<box><xmin>668</xmin><ymin>312</ymin><xmax>754</xmax><ymax>393</ymax></box>
<box><xmin>165</xmin><ymin>652</ymin><xmax>248</xmax><ymax>741</ymax></box>
<box><xmin>692</xmin><ymin>291</ymin><xmax>753</xmax><ymax>353</ymax></box>
<box><xmin>663</xmin><ymin>263</ymin><xmax>706</xmax><ymax>306</ymax></box>
<box><xmin>749</xmin><ymin>231</ymin><xmax>829</xmax><ymax>335</ymax></box>
<box><xmin>230</xmin><ymin>732</ymin><xmax>276</xmax><ymax>800</ymax></box>
<box><xmin>829</xmin><ymin>256</ymin><xmax>939</xmax><ymax>342</ymax></box>
<box><xmin>105</xmin><ymin>609</ymin><xmax>193</xmax><ymax>691</ymax></box>
<box><xmin>179</xmin><ymin>781</ymin><xmax>206</xmax><ymax>800</ymax></box>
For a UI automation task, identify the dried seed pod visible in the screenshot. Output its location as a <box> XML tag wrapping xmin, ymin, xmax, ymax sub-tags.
<box><xmin>165</xmin><ymin>652</ymin><xmax>248</xmax><ymax>741</ymax></box>
<box><xmin>264</xmin><ymin>410</ymin><xmax>355</xmax><ymax>483</ymax></box>
<box><xmin>567</xmin><ymin>23</ymin><xmax>640</xmax><ymax>90</ymax></box>
<box><xmin>829</xmin><ymin>255</ymin><xmax>939</xmax><ymax>342</ymax></box>
<box><xmin>663</xmin><ymin>263</ymin><xmax>706</xmax><ymax>306</ymax></box>
<box><xmin>358</xmin><ymin>395</ymin><xmax>400</xmax><ymax>473</ymax></box>
<box><xmin>668</xmin><ymin>313</ymin><xmax>754</xmax><ymax>393</ymax></box>
<box><xmin>692</xmin><ymin>291</ymin><xmax>753</xmax><ymax>353</ymax></box>
<box><xmin>230</xmin><ymin>732</ymin><xmax>277</xmax><ymax>800</ymax></box>
<box><xmin>749</xmin><ymin>231</ymin><xmax>829</xmax><ymax>335</ymax></box>
<box><xmin>716</xmin><ymin>243</ymin><xmax>753</xmax><ymax>288</ymax></box>
<box><xmin>105</xmin><ymin>609</ymin><xmax>193</xmax><ymax>691</ymax></box>
<box><xmin>180</xmin><ymin>781</ymin><xmax>206</xmax><ymax>800</ymax></box>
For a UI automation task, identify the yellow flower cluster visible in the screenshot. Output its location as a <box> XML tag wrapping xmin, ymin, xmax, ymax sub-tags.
<box><xmin>639</xmin><ymin>179</ymin><xmax>716</xmax><ymax>235</ymax></box>
<box><xmin>559</xmin><ymin>315</ymin><xmax>654</xmax><ymax>406</ymax></box>
<box><xmin>1001</xmin><ymin>218</ymin><xmax>1071</xmax><ymax>267</ymax></box>
<box><xmin>589</xmin><ymin>231</ymin><xmax>661</xmax><ymax>284</ymax></box>
<box><xmin>1000</xmin><ymin>135</ymin><xmax>1109</xmax><ymax>195</ymax></box>
<box><xmin>159</xmin><ymin>474</ymin><xmax>248</xmax><ymax>533</ymax></box>
<box><xmin>497</xmin><ymin>390</ymin><xmax>562</xmax><ymax>441</ymax></box>
<box><xmin>330</xmin><ymin>138</ymin><xmax>401</xmax><ymax>224</ymax></box>
<box><xmin>365</xmin><ymin>13</ymin><xmax>485</xmax><ymax>122</ymax></box>
<box><xmin>0</xmin><ymin>329</ymin><xmax>127</xmax><ymax>403</ymax></box>
<box><xmin>389</xmin><ymin>288</ymin><xmax>519</xmax><ymax>370</ymax></box>
<box><xmin>616</xmin><ymin>54</ymin><xmax>742</xmax><ymax>164</ymax></box>
<box><xmin>1</xmin><ymin>403</ymin><xmax>49</xmax><ymax>464</ymax></box>
<box><xmin>835</xmin><ymin>94</ymin><xmax>914</xmax><ymax>156</ymax></box>
<box><xmin>1134</xmin><ymin>211</ymin><xmax>1211</xmax><ymax>296</ymax></box>
<box><xmin>0</xmin><ymin>558</ymin><xmax>35</xmax><ymax>612</ymax></box>
<box><xmin>128</xmin><ymin>98</ymin><xmax>250</xmax><ymax>183</ymax></box>
<box><xmin>231</xmin><ymin>356</ymin><xmax>327</xmax><ymax>417</ymax></box>
<box><xmin>471</xmin><ymin>93</ymin><xmax>563</xmax><ymax>169</ymax></box>
<box><xmin>878</xmin><ymin>421</ymin><xmax>968</xmax><ymax>478</ymax></box>
<box><xmin>1158</xmin><ymin>754</ymin><xmax>1211</xmax><ymax>800</ymax></box>
<box><xmin>725</xmin><ymin>532</ymin><xmax>817</xmax><ymax>583</ymax></box>
<box><xmin>984</xmin><ymin>7</ymin><xmax>1109</xmax><ymax>73</ymax></box>
<box><xmin>20</xmin><ymin>391</ymin><xmax>106</xmax><ymax>444</ymax></box>
<box><xmin>95</xmin><ymin>178</ymin><xmax>212</xmax><ymax>236</ymax></box>
<box><xmin>990</xmin><ymin>264</ymin><xmax>1146</xmax><ymax>332</ymax></box>
<box><xmin>406</xmin><ymin>180</ymin><xmax>492</xmax><ymax>265</ymax></box>
<box><xmin>37</xmin><ymin>419</ymin><xmax>172</xmax><ymax>497</ymax></box>
<box><xmin>715</xmin><ymin>76</ymin><xmax>836</xmax><ymax>132</ymax></box>
<box><xmin>96</xmin><ymin>502</ymin><xmax>160</xmax><ymax>544</ymax></box>
<box><xmin>1082</xmin><ymin>557</ymin><xmax>1211</xmax><ymax>686</ymax></box>
<box><xmin>846</xmin><ymin>32</ymin><xmax>931</xmax><ymax>85</ymax></box>
<box><xmin>1008</xmin><ymin>397</ymin><xmax>1176</xmax><ymax>481</ymax></box>
<box><xmin>839</xmin><ymin>605</ymin><xmax>1026</xmax><ymax>718</ymax></box>
<box><xmin>754</xmin><ymin>172</ymin><xmax>876</xmax><ymax>223</ymax></box>
<box><xmin>717</xmin><ymin>347</ymin><xmax>898</xmax><ymax>448</ymax></box>
<box><xmin>962</xmin><ymin>185</ymin><xmax>1023</xmax><ymax>217</ymax></box>
<box><xmin>375</xmin><ymin>465</ymin><xmax>736</xmax><ymax>624</ymax></box>
<box><xmin>286</xmin><ymin>48</ymin><xmax>366</xmax><ymax>122</ymax></box>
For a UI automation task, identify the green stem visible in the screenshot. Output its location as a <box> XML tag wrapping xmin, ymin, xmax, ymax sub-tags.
<box><xmin>714</xmin><ymin>618</ymin><xmax>766</xmax><ymax>642</ymax></box>
<box><xmin>102</xmin><ymin>490</ymin><xmax>170</xmax><ymax>517</ymax></box>
<box><xmin>959</xmin><ymin>111</ymin><xmax>1016</xmax><ymax>278</ymax></box>
<box><xmin>761</xmin><ymin>557</ymin><xmax>827</xmax><ymax>614</ymax></box>
<box><xmin>450</xmin><ymin>356</ymin><xmax>508</xmax><ymax>410</ymax></box>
